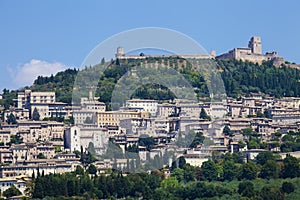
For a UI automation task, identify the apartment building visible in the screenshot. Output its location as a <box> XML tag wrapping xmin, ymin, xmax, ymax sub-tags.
<box><xmin>17</xmin><ymin>90</ymin><xmax>55</xmax><ymax>109</ymax></box>
<box><xmin>125</xmin><ymin>99</ymin><xmax>158</xmax><ymax>116</ymax></box>
<box><xmin>97</xmin><ymin>110</ymin><xmax>148</xmax><ymax>127</ymax></box>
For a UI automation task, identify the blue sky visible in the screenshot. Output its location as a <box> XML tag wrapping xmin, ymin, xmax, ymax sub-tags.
<box><xmin>1</xmin><ymin>0</ymin><xmax>300</xmax><ymax>91</ymax></box>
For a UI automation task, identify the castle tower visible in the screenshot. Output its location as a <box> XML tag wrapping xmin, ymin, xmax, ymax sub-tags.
<box><xmin>89</xmin><ymin>90</ymin><xmax>93</xmax><ymax>100</ymax></box>
<box><xmin>210</xmin><ymin>50</ymin><xmax>216</xmax><ymax>57</ymax></box>
<box><xmin>116</xmin><ymin>47</ymin><xmax>125</xmax><ymax>58</ymax></box>
<box><xmin>248</xmin><ymin>36</ymin><xmax>262</xmax><ymax>54</ymax></box>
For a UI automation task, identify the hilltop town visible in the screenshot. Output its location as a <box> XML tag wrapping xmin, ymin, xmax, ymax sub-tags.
<box><xmin>1</xmin><ymin>37</ymin><xmax>300</xmax><ymax>198</ymax></box>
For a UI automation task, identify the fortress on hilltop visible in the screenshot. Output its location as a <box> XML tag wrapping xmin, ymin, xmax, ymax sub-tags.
<box><xmin>216</xmin><ymin>36</ymin><xmax>284</xmax><ymax>65</ymax></box>
<box><xmin>115</xmin><ymin>46</ymin><xmax>216</xmax><ymax>60</ymax></box>
<box><xmin>115</xmin><ymin>36</ymin><xmax>293</xmax><ymax>67</ymax></box>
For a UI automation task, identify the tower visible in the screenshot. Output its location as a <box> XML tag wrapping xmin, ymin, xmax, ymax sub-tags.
<box><xmin>248</xmin><ymin>36</ymin><xmax>262</xmax><ymax>54</ymax></box>
<box><xmin>116</xmin><ymin>47</ymin><xmax>125</xmax><ymax>58</ymax></box>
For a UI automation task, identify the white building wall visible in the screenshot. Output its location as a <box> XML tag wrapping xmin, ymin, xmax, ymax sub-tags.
<box><xmin>64</xmin><ymin>126</ymin><xmax>81</xmax><ymax>152</ymax></box>
<box><xmin>126</xmin><ymin>99</ymin><xmax>158</xmax><ymax>116</ymax></box>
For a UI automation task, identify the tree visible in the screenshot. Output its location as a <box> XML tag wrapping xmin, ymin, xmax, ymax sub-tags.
<box><xmin>172</xmin><ymin>168</ymin><xmax>184</xmax><ymax>182</ymax></box>
<box><xmin>189</xmin><ymin>131</ymin><xmax>205</xmax><ymax>148</ymax></box>
<box><xmin>238</xmin><ymin>140</ymin><xmax>246</xmax><ymax>149</ymax></box>
<box><xmin>10</xmin><ymin>134</ymin><xmax>22</xmax><ymax>144</ymax></box>
<box><xmin>32</xmin><ymin>107</ymin><xmax>40</xmax><ymax>121</ymax></box>
<box><xmin>223</xmin><ymin>125</ymin><xmax>233</xmax><ymax>137</ymax></box>
<box><xmin>171</xmin><ymin>159</ymin><xmax>177</xmax><ymax>170</ymax></box>
<box><xmin>260</xmin><ymin>185</ymin><xmax>284</xmax><ymax>200</ymax></box>
<box><xmin>242</xmin><ymin>127</ymin><xmax>253</xmax><ymax>141</ymax></box>
<box><xmin>88</xmin><ymin>164</ymin><xmax>97</xmax><ymax>175</ymax></box>
<box><xmin>201</xmin><ymin>160</ymin><xmax>218</xmax><ymax>181</ymax></box>
<box><xmin>3</xmin><ymin>185</ymin><xmax>22</xmax><ymax>198</ymax></box>
<box><xmin>178</xmin><ymin>156</ymin><xmax>186</xmax><ymax>169</ymax></box>
<box><xmin>54</xmin><ymin>146</ymin><xmax>61</xmax><ymax>153</ymax></box>
<box><xmin>138</xmin><ymin>135</ymin><xmax>155</xmax><ymax>151</ymax></box>
<box><xmin>238</xmin><ymin>181</ymin><xmax>254</xmax><ymax>198</ymax></box>
<box><xmin>69</xmin><ymin>115</ymin><xmax>75</xmax><ymax>124</ymax></box>
<box><xmin>7</xmin><ymin>113</ymin><xmax>17</xmax><ymax>124</ymax></box>
<box><xmin>116</xmin><ymin>58</ymin><xmax>120</xmax><ymax>65</ymax></box>
<box><xmin>264</xmin><ymin>109</ymin><xmax>272</xmax><ymax>118</ymax></box>
<box><xmin>87</xmin><ymin>142</ymin><xmax>96</xmax><ymax>155</ymax></box>
<box><xmin>248</xmin><ymin>139</ymin><xmax>259</xmax><ymax>149</ymax></box>
<box><xmin>75</xmin><ymin>165</ymin><xmax>85</xmax><ymax>175</ymax></box>
<box><xmin>101</xmin><ymin>57</ymin><xmax>105</xmax><ymax>65</ymax></box>
<box><xmin>281</xmin><ymin>154</ymin><xmax>300</xmax><ymax>178</ymax></box>
<box><xmin>200</xmin><ymin>108</ymin><xmax>211</xmax><ymax>120</ymax></box>
<box><xmin>256</xmin><ymin>151</ymin><xmax>275</xmax><ymax>165</ymax></box>
<box><xmin>259</xmin><ymin>160</ymin><xmax>279</xmax><ymax>179</ymax></box>
<box><xmin>256</xmin><ymin>111</ymin><xmax>264</xmax><ymax>118</ymax></box>
<box><xmin>183</xmin><ymin>164</ymin><xmax>196</xmax><ymax>182</ymax></box>
<box><xmin>85</xmin><ymin>151</ymin><xmax>97</xmax><ymax>164</ymax></box>
<box><xmin>222</xmin><ymin>160</ymin><xmax>239</xmax><ymax>181</ymax></box>
<box><xmin>37</xmin><ymin>153</ymin><xmax>46</xmax><ymax>159</ymax></box>
<box><xmin>160</xmin><ymin>177</ymin><xmax>179</xmax><ymax>192</ymax></box>
<box><xmin>25</xmin><ymin>180</ymin><xmax>35</xmax><ymax>197</ymax></box>
<box><xmin>281</xmin><ymin>181</ymin><xmax>295</xmax><ymax>194</ymax></box>
<box><xmin>239</xmin><ymin>162</ymin><xmax>258</xmax><ymax>180</ymax></box>
<box><xmin>84</xmin><ymin>116</ymin><xmax>93</xmax><ymax>124</ymax></box>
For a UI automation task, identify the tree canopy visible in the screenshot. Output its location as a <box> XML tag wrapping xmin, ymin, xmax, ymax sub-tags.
<box><xmin>32</xmin><ymin>107</ymin><xmax>40</xmax><ymax>121</ymax></box>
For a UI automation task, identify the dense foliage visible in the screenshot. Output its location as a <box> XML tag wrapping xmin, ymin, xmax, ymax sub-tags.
<box><xmin>218</xmin><ymin>60</ymin><xmax>300</xmax><ymax>98</ymax></box>
<box><xmin>33</xmin><ymin>68</ymin><xmax>78</xmax><ymax>103</ymax></box>
<box><xmin>2</xmin><ymin>185</ymin><xmax>22</xmax><ymax>198</ymax></box>
<box><xmin>1</xmin><ymin>59</ymin><xmax>300</xmax><ymax>108</ymax></box>
<box><xmin>27</xmin><ymin>153</ymin><xmax>300</xmax><ymax>200</ymax></box>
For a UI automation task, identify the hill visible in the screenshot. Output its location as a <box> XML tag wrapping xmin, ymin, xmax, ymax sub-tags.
<box><xmin>1</xmin><ymin>58</ymin><xmax>300</xmax><ymax>109</ymax></box>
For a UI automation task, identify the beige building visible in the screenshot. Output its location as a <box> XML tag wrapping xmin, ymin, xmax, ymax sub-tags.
<box><xmin>0</xmin><ymin>130</ymin><xmax>11</xmax><ymax>145</ymax></box>
<box><xmin>73</xmin><ymin>92</ymin><xmax>106</xmax><ymax>125</ymax></box>
<box><xmin>17</xmin><ymin>90</ymin><xmax>55</xmax><ymax>109</ymax></box>
<box><xmin>0</xmin><ymin>148</ymin><xmax>12</xmax><ymax>164</ymax></box>
<box><xmin>0</xmin><ymin>175</ymin><xmax>29</xmax><ymax>195</ymax></box>
<box><xmin>36</xmin><ymin>142</ymin><xmax>55</xmax><ymax>159</ymax></box>
<box><xmin>125</xmin><ymin>99</ymin><xmax>158</xmax><ymax>116</ymax></box>
<box><xmin>11</xmin><ymin>144</ymin><xmax>28</xmax><ymax>164</ymax></box>
<box><xmin>16</xmin><ymin>90</ymin><xmax>71</xmax><ymax>120</ymax></box>
<box><xmin>17</xmin><ymin>121</ymin><xmax>64</xmax><ymax>143</ymax></box>
<box><xmin>10</xmin><ymin>142</ymin><xmax>56</xmax><ymax>164</ymax></box>
<box><xmin>157</xmin><ymin>103</ymin><xmax>177</xmax><ymax>118</ymax></box>
<box><xmin>97</xmin><ymin>110</ymin><xmax>148</xmax><ymax>127</ymax></box>
<box><xmin>80</xmin><ymin>93</ymin><xmax>106</xmax><ymax>111</ymax></box>
<box><xmin>73</xmin><ymin>110</ymin><xmax>97</xmax><ymax>125</ymax></box>
<box><xmin>228</xmin><ymin>118</ymin><xmax>252</xmax><ymax>132</ymax></box>
<box><xmin>275</xmin><ymin>97</ymin><xmax>300</xmax><ymax>109</ymax></box>
<box><xmin>30</xmin><ymin>102</ymin><xmax>67</xmax><ymax>120</ymax></box>
<box><xmin>3</xmin><ymin>108</ymin><xmax>30</xmax><ymax>121</ymax></box>
<box><xmin>0</xmin><ymin>160</ymin><xmax>79</xmax><ymax>178</ymax></box>
<box><xmin>184</xmin><ymin>154</ymin><xmax>209</xmax><ymax>167</ymax></box>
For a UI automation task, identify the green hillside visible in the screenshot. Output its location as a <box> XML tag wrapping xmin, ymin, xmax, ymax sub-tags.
<box><xmin>1</xmin><ymin>58</ymin><xmax>300</xmax><ymax>109</ymax></box>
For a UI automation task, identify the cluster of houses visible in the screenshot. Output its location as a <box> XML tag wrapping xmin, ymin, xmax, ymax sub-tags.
<box><xmin>1</xmin><ymin>89</ymin><xmax>300</xmax><ymax>195</ymax></box>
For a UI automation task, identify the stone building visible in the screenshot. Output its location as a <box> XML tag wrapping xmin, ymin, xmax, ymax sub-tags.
<box><xmin>17</xmin><ymin>90</ymin><xmax>55</xmax><ymax>109</ymax></box>
<box><xmin>64</xmin><ymin>125</ymin><xmax>108</xmax><ymax>154</ymax></box>
<box><xmin>216</xmin><ymin>36</ymin><xmax>284</xmax><ymax>65</ymax></box>
<box><xmin>125</xmin><ymin>99</ymin><xmax>158</xmax><ymax>117</ymax></box>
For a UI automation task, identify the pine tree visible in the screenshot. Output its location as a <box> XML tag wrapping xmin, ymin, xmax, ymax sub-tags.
<box><xmin>200</xmin><ymin>108</ymin><xmax>211</xmax><ymax>120</ymax></box>
<box><xmin>7</xmin><ymin>113</ymin><xmax>17</xmax><ymax>124</ymax></box>
<box><xmin>32</xmin><ymin>107</ymin><xmax>40</xmax><ymax>121</ymax></box>
<box><xmin>101</xmin><ymin>57</ymin><xmax>105</xmax><ymax>65</ymax></box>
